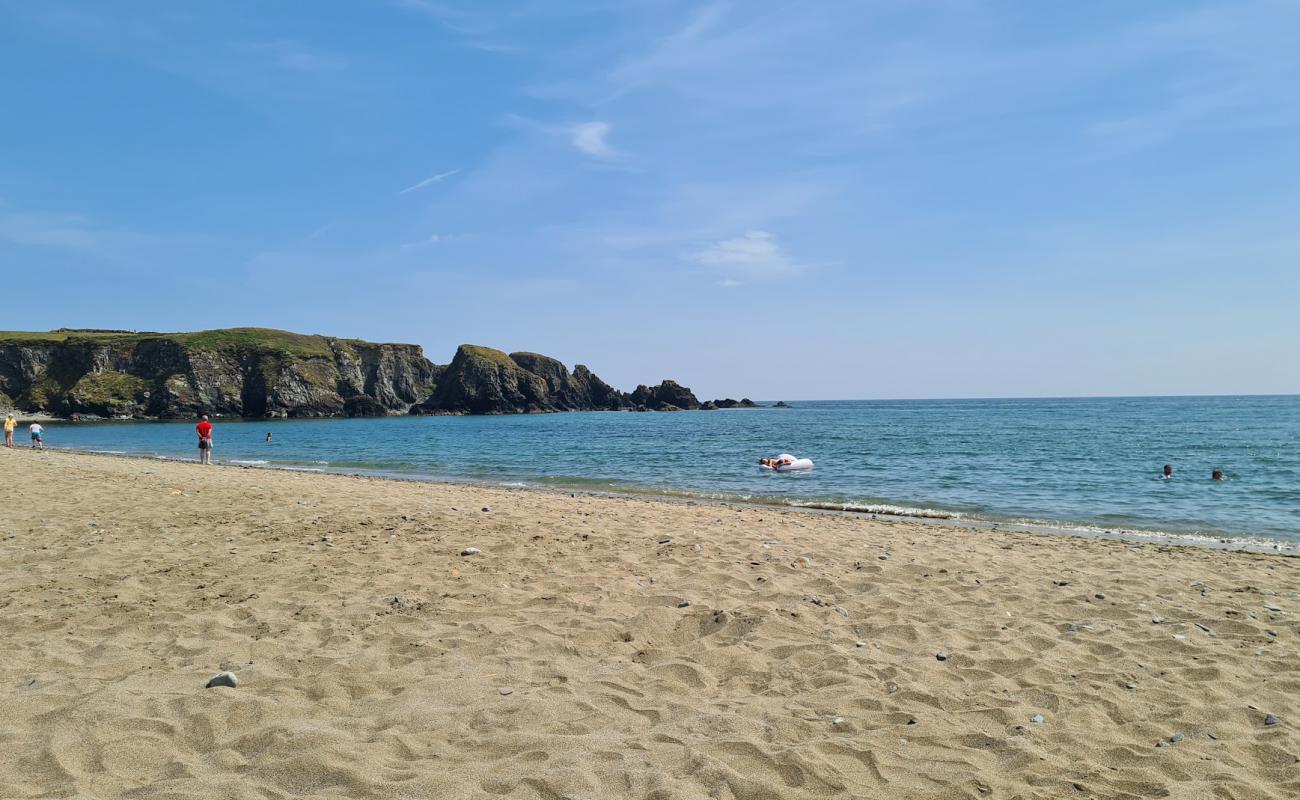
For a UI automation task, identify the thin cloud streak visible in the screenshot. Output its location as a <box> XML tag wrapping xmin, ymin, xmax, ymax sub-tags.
<box><xmin>398</xmin><ymin>169</ymin><xmax>460</xmax><ymax>195</ymax></box>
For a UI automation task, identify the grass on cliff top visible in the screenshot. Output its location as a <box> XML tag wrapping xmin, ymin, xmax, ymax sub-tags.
<box><xmin>0</xmin><ymin>328</ymin><xmax>399</xmax><ymax>357</ymax></box>
<box><xmin>459</xmin><ymin>344</ymin><xmax>519</xmax><ymax>367</ymax></box>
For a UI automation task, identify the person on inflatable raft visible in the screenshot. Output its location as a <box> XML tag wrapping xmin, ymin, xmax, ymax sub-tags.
<box><xmin>758</xmin><ymin>454</ymin><xmax>814</xmax><ymax>471</ymax></box>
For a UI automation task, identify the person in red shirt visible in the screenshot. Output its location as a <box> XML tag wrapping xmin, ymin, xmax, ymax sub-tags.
<box><xmin>196</xmin><ymin>414</ymin><xmax>214</xmax><ymax>465</ymax></box>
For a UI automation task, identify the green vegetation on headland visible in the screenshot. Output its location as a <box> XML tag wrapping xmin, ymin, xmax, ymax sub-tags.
<box><xmin>0</xmin><ymin>328</ymin><xmax>735</xmax><ymax>419</ymax></box>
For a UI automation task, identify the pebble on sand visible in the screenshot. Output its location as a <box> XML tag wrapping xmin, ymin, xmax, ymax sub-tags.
<box><xmin>1030</xmin><ymin>714</ymin><xmax>1045</xmax><ymax>724</ymax></box>
<box><xmin>481</xmin><ymin>507</ymin><xmax>491</xmax><ymax>513</ymax></box>
<box><xmin>498</xmin><ymin>687</ymin><xmax>513</xmax><ymax>696</ymax></box>
<box><xmin>205</xmin><ymin>671</ymin><xmax>238</xmax><ymax>689</ymax></box>
<box><xmin>461</xmin><ymin>547</ymin><xmax>481</xmax><ymax>556</ymax></box>
<box><xmin>935</xmin><ymin>651</ymin><xmax>948</xmax><ymax>661</ymax></box>
<box><xmin>1151</xmin><ymin>616</ymin><xmax>1164</xmax><ymax>624</ymax></box>
<box><xmin>1264</xmin><ymin>713</ymin><xmax>1280</xmax><ymax>726</ymax></box>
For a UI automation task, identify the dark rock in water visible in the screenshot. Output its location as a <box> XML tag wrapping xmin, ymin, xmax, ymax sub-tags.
<box><xmin>629</xmin><ymin>380</ymin><xmax>701</xmax><ymax>411</ymax></box>
<box><xmin>206</xmin><ymin>671</ymin><xmax>238</xmax><ymax>689</ymax></box>
<box><xmin>773</xmin><ymin>401</ymin><xmax>792</xmax><ymax>408</ymax></box>
<box><xmin>571</xmin><ymin>364</ymin><xmax>630</xmax><ymax>410</ymax></box>
<box><xmin>708</xmin><ymin>397</ymin><xmax>760</xmax><ymax>409</ymax></box>
<box><xmin>343</xmin><ymin>394</ymin><xmax>388</xmax><ymax>417</ymax></box>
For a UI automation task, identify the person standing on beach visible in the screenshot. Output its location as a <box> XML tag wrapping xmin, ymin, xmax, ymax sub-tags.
<box><xmin>29</xmin><ymin>422</ymin><xmax>44</xmax><ymax>450</ymax></box>
<box><xmin>4</xmin><ymin>414</ymin><xmax>15</xmax><ymax>448</ymax></box>
<box><xmin>196</xmin><ymin>415</ymin><xmax>213</xmax><ymax>465</ymax></box>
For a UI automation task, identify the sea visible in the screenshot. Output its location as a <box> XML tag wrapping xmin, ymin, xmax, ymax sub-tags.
<box><xmin>36</xmin><ymin>396</ymin><xmax>1300</xmax><ymax>550</ymax></box>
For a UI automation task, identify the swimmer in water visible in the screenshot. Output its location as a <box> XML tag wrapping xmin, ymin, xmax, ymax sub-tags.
<box><xmin>1212</xmin><ymin>468</ymin><xmax>1225</xmax><ymax>481</ymax></box>
<box><xmin>1162</xmin><ymin>464</ymin><xmax>1173</xmax><ymax>479</ymax></box>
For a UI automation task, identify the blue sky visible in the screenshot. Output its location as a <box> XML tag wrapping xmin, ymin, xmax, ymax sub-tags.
<box><xmin>2</xmin><ymin>1</ymin><xmax>1298</xmax><ymax>399</ymax></box>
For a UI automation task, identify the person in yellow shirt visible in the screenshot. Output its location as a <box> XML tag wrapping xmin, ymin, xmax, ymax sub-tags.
<box><xmin>3</xmin><ymin>414</ymin><xmax>16</xmax><ymax>448</ymax></box>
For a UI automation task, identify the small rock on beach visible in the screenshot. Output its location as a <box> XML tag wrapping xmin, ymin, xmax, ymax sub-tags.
<box><xmin>205</xmin><ymin>671</ymin><xmax>238</xmax><ymax>689</ymax></box>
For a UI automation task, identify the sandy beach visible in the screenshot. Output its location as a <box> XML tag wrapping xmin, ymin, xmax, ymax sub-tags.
<box><xmin>0</xmin><ymin>448</ymin><xmax>1295</xmax><ymax>799</ymax></box>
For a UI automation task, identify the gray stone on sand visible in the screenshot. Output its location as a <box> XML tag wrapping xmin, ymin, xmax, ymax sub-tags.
<box><xmin>1151</xmin><ymin>616</ymin><xmax>1164</xmax><ymax>624</ymax></box>
<box><xmin>1264</xmin><ymin>713</ymin><xmax>1280</xmax><ymax>726</ymax></box>
<box><xmin>481</xmin><ymin>506</ymin><xmax>491</xmax><ymax>512</ymax></box>
<box><xmin>1125</xmin><ymin>682</ymin><xmax>1137</xmax><ymax>690</ymax></box>
<box><xmin>1169</xmin><ymin>733</ymin><xmax>1183</xmax><ymax>743</ymax></box>
<box><xmin>691</xmin><ymin>543</ymin><xmax>702</xmax><ymax>552</ymax></box>
<box><xmin>855</xmin><ymin>640</ymin><xmax>866</xmax><ymax>648</ymax></box>
<box><xmin>460</xmin><ymin>547</ymin><xmax>481</xmax><ymax>556</ymax></box>
<box><xmin>1030</xmin><ymin>714</ymin><xmax>1045</xmax><ymax>724</ymax></box>
<box><xmin>498</xmin><ymin>687</ymin><xmax>513</xmax><ymax>696</ymax></box>
<box><xmin>206</xmin><ymin>671</ymin><xmax>238</xmax><ymax>689</ymax></box>
<box><xmin>1266</xmin><ymin>629</ymin><xmax>1277</xmax><ymax>637</ymax></box>
<box><xmin>935</xmin><ymin>651</ymin><xmax>948</xmax><ymax>661</ymax></box>
<box><xmin>1264</xmin><ymin>603</ymin><xmax>1282</xmax><ymax>612</ymax></box>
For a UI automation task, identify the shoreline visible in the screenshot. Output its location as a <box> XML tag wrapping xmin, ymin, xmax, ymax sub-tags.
<box><xmin>43</xmin><ymin>444</ymin><xmax>1300</xmax><ymax>557</ymax></box>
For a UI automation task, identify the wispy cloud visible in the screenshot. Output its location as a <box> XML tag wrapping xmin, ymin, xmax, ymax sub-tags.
<box><xmin>0</xmin><ymin>205</ymin><xmax>188</xmax><ymax>261</ymax></box>
<box><xmin>687</xmin><ymin>230</ymin><xmax>798</xmax><ymax>282</ymax></box>
<box><xmin>569</xmin><ymin>121</ymin><xmax>615</xmax><ymax>159</ymax></box>
<box><xmin>398</xmin><ymin>169</ymin><xmax>460</xmax><ymax>195</ymax></box>
<box><xmin>245</xmin><ymin>40</ymin><xmax>349</xmax><ymax>73</ymax></box>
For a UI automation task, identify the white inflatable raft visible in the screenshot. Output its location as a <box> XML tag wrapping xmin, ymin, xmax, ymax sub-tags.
<box><xmin>760</xmin><ymin>453</ymin><xmax>814</xmax><ymax>472</ymax></box>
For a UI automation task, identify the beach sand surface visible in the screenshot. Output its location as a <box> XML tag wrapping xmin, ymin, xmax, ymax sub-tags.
<box><xmin>0</xmin><ymin>450</ymin><xmax>1296</xmax><ymax>799</ymax></box>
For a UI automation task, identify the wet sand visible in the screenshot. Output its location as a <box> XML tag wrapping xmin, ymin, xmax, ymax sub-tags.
<box><xmin>1</xmin><ymin>449</ymin><xmax>1295</xmax><ymax>799</ymax></box>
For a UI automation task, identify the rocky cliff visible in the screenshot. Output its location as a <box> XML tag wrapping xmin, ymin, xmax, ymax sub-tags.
<box><xmin>0</xmin><ymin>329</ymin><xmax>440</xmax><ymax>419</ymax></box>
<box><xmin>414</xmin><ymin>344</ymin><xmax>699</xmax><ymax>414</ymax></box>
<box><xmin>0</xmin><ymin>329</ymin><xmax>707</xmax><ymax>419</ymax></box>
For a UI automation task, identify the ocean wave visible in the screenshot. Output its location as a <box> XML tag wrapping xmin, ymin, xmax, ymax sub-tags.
<box><xmin>792</xmin><ymin>501</ymin><xmax>963</xmax><ymax>519</ymax></box>
<box><xmin>229</xmin><ymin>459</ymin><xmax>270</xmax><ymax>466</ymax></box>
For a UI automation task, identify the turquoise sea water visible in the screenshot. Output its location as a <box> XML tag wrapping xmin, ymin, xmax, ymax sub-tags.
<box><xmin>34</xmin><ymin>396</ymin><xmax>1300</xmax><ymax>545</ymax></box>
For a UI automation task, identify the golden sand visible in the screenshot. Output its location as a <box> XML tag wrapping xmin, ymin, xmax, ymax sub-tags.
<box><xmin>0</xmin><ymin>449</ymin><xmax>1295</xmax><ymax>799</ymax></box>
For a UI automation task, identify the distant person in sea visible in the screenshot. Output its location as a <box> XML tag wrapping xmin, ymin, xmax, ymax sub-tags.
<box><xmin>29</xmin><ymin>422</ymin><xmax>44</xmax><ymax>450</ymax></box>
<box><xmin>4</xmin><ymin>413</ymin><xmax>16</xmax><ymax>448</ymax></box>
<box><xmin>1212</xmin><ymin>468</ymin><xmax>1225</xmax><ymax>481</ymax></box>
<box><xmin>266</xmin><ymin>431</ymin><xmax>272</xmax><ymax>442</ymax></box>
<box><xmin>196</xmin><ymin>415</ymin><xmax>214</xmax><ymax>465</ymax></box>
<box><xmin>1162</xmin><ymin>464</ymin><xmax>1173</xmax><ymax>479</ymax></box>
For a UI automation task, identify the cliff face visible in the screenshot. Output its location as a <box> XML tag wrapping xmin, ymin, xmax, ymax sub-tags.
<box><xmin>0</xmin><ymin>329</ymin><xmax>440</xmax><ymax>419</ymax></box>
<box><xmin>0</xmin><ymin>329</ymin><xmax>708</xmax><ymax>418</ymax></box>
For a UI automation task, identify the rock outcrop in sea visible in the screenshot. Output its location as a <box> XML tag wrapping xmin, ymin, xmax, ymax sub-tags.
<box><xmin>0</xmin><ymin>329</ymin><xmax>709</xmax><ymax>419</ymax></box>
